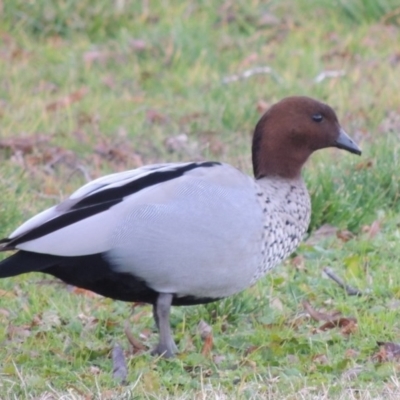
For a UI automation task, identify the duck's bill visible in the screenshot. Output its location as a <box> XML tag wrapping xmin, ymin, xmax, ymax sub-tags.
<box><xmin>335</xmin><ymin>128</ymin><xmax>362</xmax><ymax>155</ymax></box>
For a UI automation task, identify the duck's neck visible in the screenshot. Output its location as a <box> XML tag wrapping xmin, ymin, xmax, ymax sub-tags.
<box><xmin>253</xmin><ymin>174</ymin><xmax>309</xmax><ymax>216</ymax></box>
<box><xmin>255</xmin><ymin>174</ymin><xmax>305</xmax><ymax>192</ymax></box>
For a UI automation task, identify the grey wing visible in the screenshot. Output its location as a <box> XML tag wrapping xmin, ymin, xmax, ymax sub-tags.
<box><xmin>2</xmin><ymin>162</ymin><xmax>207</xmax><ymax>254</ymax></box>
<box><xmin>7</xmin><ymin>163</ymin><xmax>176</xmax><ymax>240</ymax></box>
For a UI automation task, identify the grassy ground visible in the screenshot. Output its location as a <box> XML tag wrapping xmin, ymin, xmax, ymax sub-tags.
<box><xmin>1</xmin><ymin>0</ymin><xmax>400</xmax><ymax>398</ymax></box>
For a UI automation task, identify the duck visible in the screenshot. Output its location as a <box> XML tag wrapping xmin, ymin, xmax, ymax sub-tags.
<box><xmin>0</xmin><ymin>96</ymin><xmax>361</xmax><ymax>358</ymax></box>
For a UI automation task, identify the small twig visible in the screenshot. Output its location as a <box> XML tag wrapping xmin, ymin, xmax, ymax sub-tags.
<box><xmin>222</xmin><ymin>66</ymin><xmax>278</xmax><ymax>84</ymax></box>
<box><xmin>314</xmin><ymin>69</ymin><xmax>346</xmax><ymax>83</ymax></box>
<box><xmin>66</xmin><ymin>164</ymin><xmax>93</xmax><ymax>183</ymax></box>
<box><xmin>112</xmin><ymin>343</ymin><xmax>128</xmax><ymax>383</ymax></box>
<box><xmin>12</xmin><ymin>361</ymin><xmax>29</xmax><ymax>399</ymax></box>
<box><xmin>380</xmin><ymin>6</ymin><xmax>400</xmax><ymax>25</ymax></box>
<box><xmin>323</xmin><ymin>267</ymin><xmax>362</xmax><ymax>296</ymax></box>
<box><xmin>302</xmin><ymin>300</ymin><xmax>338</xmax><ymax>322</ymax></box>
<box><xmin>124</xmin><ymin>321</ymin><xmax>147</xmax><ymax>353</ymax></box>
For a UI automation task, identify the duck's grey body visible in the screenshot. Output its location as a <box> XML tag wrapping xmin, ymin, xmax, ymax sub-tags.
<box><xmin>106</xmin><ymin>165</ymin><xmax>310</xmax><ymax>299</ymax></box>
<box><xmin>1</xmin><ymin>162</ymin><xmax>310</xmax><ymax>301</ymax></box>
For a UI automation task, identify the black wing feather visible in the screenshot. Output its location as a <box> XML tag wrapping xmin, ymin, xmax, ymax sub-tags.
<box><xmin>4</xmin><ymin>162</ymin><xmax>220</xmax><ymax>249</ymax></box>
<box><xmin>70</xmin><ymin>162</ymin><xmax>218</xmax><ymax>210</ymax></box>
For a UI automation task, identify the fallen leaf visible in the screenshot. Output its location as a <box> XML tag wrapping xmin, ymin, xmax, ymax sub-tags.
<box><xmin>344</xmin><ymin>348</ymin><xmax>359</xmax><ymax>359</ymax></box>
<box><xmin>362</xmin><ymin>219</ymin><xmax>381</xmax><ymax>239</ymax></box>
<box><xmin>373</xmin><ymin>346</ymin><xmax>389</xmax><ymax>363</ymax></box>
<box><xmin>46</xmin><ymin>87</ymin><xmax>88</xmax><ymax>112</ymax></box>
<box><xmin>100</xmin><ymin>389</ymin><xmax>118</xmax><ymax>400</ymax></box>
<box><xmin>164</xmin><ymin>134</ymin><xmax>189</xmax><ymax>153</ymax></box>
<box><xmin>146</xmin><ymin>109</ymin><xmax>168</xmax><ymax>124</ymax></box>
<box><xmin>94</xmin><ymin>141</ymin><xmax>143</xmax><ymax>168</ymax></box>
<box><xmin>213</xmin><ymin>354</ymin><xmax>226</xmax><ymax>365</ymax></box>
<box><xmin>7</xmin><ymin>324</ymin><xmax>31</xmax><ymax>340</ymax></box>
<box><xmin>355</xmin><ymin>159</ymin><xmax>373</xmax><ymax>170</ymax></box>
<box><xmin>374</xmin><ymin>342</ymin><xmax>400</xmax><ymax>362</ymax></box>
<box><xmin>0</xmin><ymin>308</ymin><xmax>11</xmax><ymax>318</ymax></box>
<box><xmin>289</xmin><ymin>314</ymin><xmax>309</xmax><ymax>330</ymax></box>
<box><xmin>199</xmin><ymin>132</ymin><xmax>225</xmax><ymax>156</ymax></box>
<box><xmin>31</xmin><ymin>314</ymin><xmax>42</xmax><ymax>327</ymax></box>
<box><xmin>68</xmin><ymin>286</ymin><xmax>99</xmax><ymax>298</ymax></box>
<box><xmin>306</xmin><ymin>224</ymin><xmax>338</xmax><ymax>245</ymax></box>
<box><xmin>31</xmin><ymin>310</ymin><xmax>61</xmax><ymax>331</ymax></box>
<box><xmin>201</xmin><ymin>335</ymin><xmax>213</xmax><ymax>356</ymax></box>
<box><xmin>77</xmin><ymin>313</ymin><xmax>99</xmax><ymax>330</ymax></box>
<box><xmin>198</xmin><ymin>320</ymin><xmax>213</xmax><ymax>356</ymax></box>
<box><xmin>303</xmin><ymin>300</ymin><xmax>357</xmax><ymax>335</ymax></box>
<box><xmin>319</xmin><ymin>317</ymin><xmax>358</xmax><ymax>335</ymax></box>
<box><xmin>89</xmin><ymin>366</ymin><xmax>101</xmax><ymax>375</ymax></box>
<box><xmin>244</xmin><ymin>345</ymin><xmax>261</xmax><ymax>357</ymax></box>
<box><xmin>198</xmin><ymin>319</ymin><xmax>212</xmax><ymax>340</ymax></box>
<box><xmin>336</xmin><ymin>230</ymin><xmax>354</xmax><ymax>242</ymax></box>
<box><xmin>0</xmin><ymin>135</ymin><xmax>50</xmax><ymax>155</ymax></box>
<box><xmin>341</xmin><ymin>320</ymin><xmax>358</xmax><ymax>335</ymax></box>
<box><xmin>25</xmin><ymin>146</ymin><xmax>76</xmax><ymax>170</ymax></box>
<box><xmin>312</xmin><ymin>353</ymin><xmax>329</xmax><ymax>365</ymax></box>
<box><xmin>139</xmin><ymin>329</ymin><xmax>152</xmax><ymax>340</ymax></box>
<box><xmin>242</xmin><ymin>359</ymin><xmax>257</xmax><ymax>369</ymax></box>
<box><xmin>291</xmin><ymin>255</ymin><xmax>306</xmax><ymax>271</ymax></box>
<box><xmin>258</xmin><ymin>13</ymin><xmax>280</xmax><ymax>27</ymax></box>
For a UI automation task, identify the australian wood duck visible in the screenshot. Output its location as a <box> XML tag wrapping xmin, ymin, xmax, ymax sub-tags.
<box><xmin>0</xmin><ymin>96</ymin><xmax>361</xmax><ymax>358</ymax></box>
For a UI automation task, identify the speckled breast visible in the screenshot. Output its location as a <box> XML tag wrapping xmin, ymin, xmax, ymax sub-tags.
<box><xmin>251</xmin><ymin>177</ymin><xmax>311</xmax><ymax>284</ymax></box>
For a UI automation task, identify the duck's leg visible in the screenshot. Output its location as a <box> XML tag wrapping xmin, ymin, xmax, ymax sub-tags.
<box><xmin>151</xmin><ymin>293</ymin><xmax>178</xmax><ymax>358</ymax></box>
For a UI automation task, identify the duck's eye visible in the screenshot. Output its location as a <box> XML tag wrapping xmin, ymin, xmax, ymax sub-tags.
<box><xmin>312</xmin><ymin>114</ymin><xmax>323</xmax><ymax>122</ymax></box>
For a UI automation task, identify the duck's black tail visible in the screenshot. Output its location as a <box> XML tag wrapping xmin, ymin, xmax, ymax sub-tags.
<box><xmin>0</xmin><ymin>251</ymin><xmax>56</xmax><ymax>278</ymax></box>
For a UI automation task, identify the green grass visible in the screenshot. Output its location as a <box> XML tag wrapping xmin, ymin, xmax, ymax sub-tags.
<box><xmin>1</xmin><ymin>0</ymin><xmax>400</xmax><ymax>398</ymax></box>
